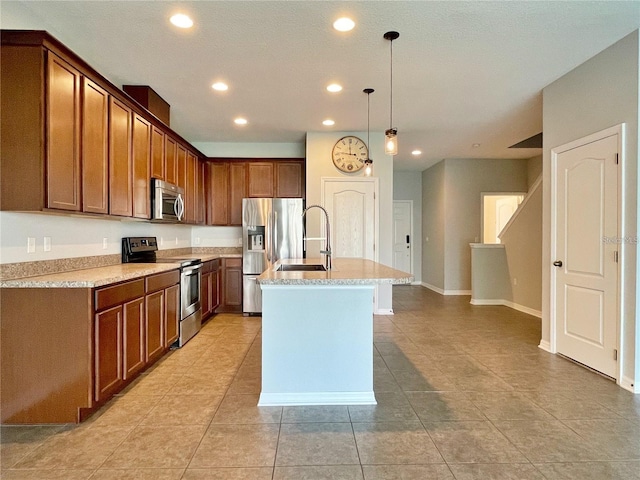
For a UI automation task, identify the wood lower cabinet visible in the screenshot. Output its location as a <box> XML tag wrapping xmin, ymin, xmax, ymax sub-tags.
<box><xmin>47</xmin><ymin>52</ymin><xmax>81</xmax><ymax>211</ymax></box>
<box><xmin>165</xmin><ymin>284</ymin><xmax>180</xmax><ymax>347</ymax></box>
<box><xmin>123</xmin><ymin>297</ymin><xmax>145</xmax><ymax>380</ymax></box>
<box><xmin>95</xmin><ymin>305</ymin><xmax>123</xmax><ymax>403</ymax></box>
<box><xmin>145</xmin><ymin>290</ymin><xmax>164</xmax><ymax>363</ymax></box>
<box><xmin>217</xmin><ymin>258</ymin><xmax>243</xmax><ymax>313</ymax></box>
<box><xmin>201</xmin><ymin>259</ymin><xmax>221</xmax><ymax>320</ymax></box>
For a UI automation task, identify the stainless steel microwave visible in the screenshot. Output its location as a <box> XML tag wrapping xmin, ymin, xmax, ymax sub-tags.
<box><xmin>151</xmin><ymin>179</ymin><xmax>184</xmax><ymax>222</ymax></box>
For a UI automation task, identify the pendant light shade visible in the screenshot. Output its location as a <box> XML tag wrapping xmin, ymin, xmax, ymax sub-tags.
<box><xmin>364</xmin><ymin>88</ymin><xmax>374</xmax><ymax>177</ymax></box>
<box><xmin>384</xmin><ymin>31</ymin><xmax>399</xmax><ymax>156</ymax></box>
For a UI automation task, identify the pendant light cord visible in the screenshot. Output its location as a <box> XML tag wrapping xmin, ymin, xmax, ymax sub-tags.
<box><xmin>367</xmin><ymin>91</ymin><xmax>371</xmax><ymax>150</ymax></box>
<box><xmin>389</xmin><ymin>38</ymin><xmax>393</xmax><ymax>129</ymax></box>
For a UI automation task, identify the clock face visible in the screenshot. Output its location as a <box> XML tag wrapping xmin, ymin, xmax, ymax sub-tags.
<box><xmin>332</xmin><ymin>136</ymin><xmax>368</xmax><ymax>173</ymax></box>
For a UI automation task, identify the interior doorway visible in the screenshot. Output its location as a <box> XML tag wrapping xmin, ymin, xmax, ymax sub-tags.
<box><xmin>481</xmin><ymin>193</ymin><xmax>525</xmax><ymax>244</ymax></box>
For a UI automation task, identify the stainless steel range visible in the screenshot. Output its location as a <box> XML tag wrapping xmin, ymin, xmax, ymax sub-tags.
<box><xmin>122</xmin><ymin>237</ymin><xmax>202</xmax><ymax>347</ymax></box>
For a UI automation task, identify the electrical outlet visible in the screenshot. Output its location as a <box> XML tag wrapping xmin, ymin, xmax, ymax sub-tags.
<box><xmin>160</xmin><ymin>237</ymin><xmax>164</xmax><ymax>246</ymax></box>
<box><xmin>175</xmin><ymin>237</ymin><xmax>178</xmax><ymax>245</ymax></box>
<box><xmin>43</xmin><ymin>237</ymin><xmax>51</xmax><ymax>252</ymax></box>
<box><xmin>513</xmin><ymin>278</ymin><xmax>518</xmax><ymax>286</ymax></box>
<box><xmin>27</xmin><ymin>237</ymin><xmax>36</xmax><ymax>253</ymax></box>
<box><xmin>195</xmin><ymin>237</ymin><xmax>201</xmax><ymax>245</ymax></box>
<box><xmin>237</xmin><ymin>237</ymin><xmax>243</xmax><ymax>246</ymax></box>
<box><xmin>103</xmin><ymin>238</ymin><xmax>108</xmax><ymax>249</ymax></box>
<box><xmin>425</xmin><ymin>236</ymin><xmax>429</xmax><ymax>242</ymax></box>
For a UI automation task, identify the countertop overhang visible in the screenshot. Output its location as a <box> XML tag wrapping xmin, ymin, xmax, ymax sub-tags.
<box><xmin>257</xmin><ymin>258</ymin><xmax>413</xmax><ymax>286</ymax></box>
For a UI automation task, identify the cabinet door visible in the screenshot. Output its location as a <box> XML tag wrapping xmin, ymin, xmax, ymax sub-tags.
<box><xmin>123</xmin><ymin>297</ymin><xmax>145</xmax><ymax>380</ymax></box>
<box><xmin>146</xmin><ymin>290</ymin><xmax>165</xmax><ymax>363</ymax></box>
<box><xmin>132</xmin><ymin>113</ymin><xmax>151</xmax><ymax>219</ymax></box>
<box><xmin>165</xmin><ymin>284</ymin><xmax>180</xmax><ymax>347</ymax></box>
<box><xmin>109</xmin><ymin>97</ymin><xmax>133</xmax><ymax>216</ymax></box>
<box><xmin>229</xmin><ymin>162</ymin><xmax>247</xmax><ymax>225</ymax></box>
<box><xmin>185</xmin><ymin>151</ymin><xmax>197</xmax><ymax>223</ymax></box>
<box><xmin>197</xmin><ymin>160</ymin><xmax>206</xmax><ymax>224</ymax></box>
<box><xmin>95</xmin><ymin>305</ymin><xmax>123</xmax><ymax>402</ymax></box>
<box><xmin>150</xmin><ymin>126</ymin><xmax>165</xmax><ymax>180</ymax></box>
<box><xmin>81</xmin><ymin>77</ymin><xmax>109</xmax><ymax>214</ymax></box>
<box><xmin>207</xmin><ymin>162</ymin><xmax>229</xmax><ymax>225</ymax></box>
<box><xmin>46</xmin><ymin>52</ymin><xmax>81</xmax><ymax>211</ymax></box>
<box><xmin>211</xmin><ymin>265</ymin><xmax>221</xmax><ymax>311</ymax></box>
<box><xmin>177</xmin><ymin>143</ymin><xmax>187</xmax><ymax>192</ymax></box>
<box><xmin>165</xmin><ymin>136</ymin><xmax>178</xmax><ymax>185</ymax></box>
<box><xmin>222</xmin><ymin>258</ymin><xmax>243</xmax><ymax>310</ymax></box>
<box><xmin>248</xmin><ymin>162</ymin><xmax>275</xmax><ymax>198</ymax></box>
<box><xmin>276</xmin><ymin>161</ymin><xmax>304</xmax><ymax>198</ymax></box>
<box><xmin>201</xmin><ymin>271</ymin><xmax>212</xmax><ymax>318</ymax></box>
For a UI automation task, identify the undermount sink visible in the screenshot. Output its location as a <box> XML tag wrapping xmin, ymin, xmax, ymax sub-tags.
<box><xmin>277</xmin><ymin>264</ymin><xmax>327</xmax><ymax>272</ymax></box>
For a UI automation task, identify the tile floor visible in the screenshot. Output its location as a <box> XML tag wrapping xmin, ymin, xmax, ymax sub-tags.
<box><xmin>2</xmin><ymin>286</ymin><xmax>639</xmax><ymax>479</ymax></box>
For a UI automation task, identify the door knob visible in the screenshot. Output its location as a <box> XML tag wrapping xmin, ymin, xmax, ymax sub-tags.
<box><xmin>553</xmin><ymin>260</ymin><xmax>563</xmax><ymax>267</ymax></box>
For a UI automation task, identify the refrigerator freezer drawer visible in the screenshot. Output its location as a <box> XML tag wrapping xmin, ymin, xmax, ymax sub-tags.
<box><xmin>243</xmin><ymin>275</ymin><xmax>262</xmax><ymax>313</ymax></box>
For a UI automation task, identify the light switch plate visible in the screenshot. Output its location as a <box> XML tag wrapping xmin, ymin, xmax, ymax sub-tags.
<box><xmin>27</xmin><ymin>237</ymin><xmax>36</xmax><ymax>253</ymax></box>
<box><xmin>43</xmin><ymin>237</ymin><xmax>51</xmax><ymax>252</ymax></box>
<box><xmin>103</xmin><ymin>238</ymin><xmax>108</xmax><ymax>249</ymax></box>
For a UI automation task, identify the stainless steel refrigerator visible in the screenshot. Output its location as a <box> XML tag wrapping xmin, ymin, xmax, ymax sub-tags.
<box><xmin>242</xmin><ymin>198</ymin><xmax>304</xmax><ymax>313</ymax></box>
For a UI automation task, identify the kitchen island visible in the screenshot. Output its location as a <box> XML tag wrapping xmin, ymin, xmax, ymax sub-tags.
<box><xmin>257</xmin><ymin>258</ymin><xmax>413</xmax><ymax>406</ymax></box>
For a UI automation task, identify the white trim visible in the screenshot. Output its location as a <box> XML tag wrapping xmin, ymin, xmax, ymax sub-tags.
<box><xmin>469</xmin><ymin>243</ymin><xmax>505</xmax><ymax>249</ymax></box>
<box><xmin>410</xmin><ymin>281</ymin><xmax>421</xmax><ymax>286</ymax></box>
<box><xmin>392</xmin><ymin>200</ymin><xmax>414</xmax><ymax>276</ymax></box>
<box><xmin>258</xmin><ymin>391</ymin><xmax>377</xmax><ymax>406</ymax></box>
<box><xmin>375</xmin><ymin>308</ymin><xmax>394</xmax><ymax>315</ymax></box>
<box><xmin>421</xmin><ymin>282</ymin><xmax>444</xmax><ymax>295</ymax></box>
<box><xmin>619</xmin><ymin>376</ymin><xmax>638</xmax><ymax>394</ymax></box>
<box><xmin>538</xmin><ymin>339</ymin><xmax>552</xmax><ymax>353</ymax></box>
<box><xmin>549</xmin><ymin>124</ymin><xmax>625</xmax><ymax>383</ymax></box>
<box><xmin>498</xmin><ymin>175</ymin><xmax>542</xmax><ymax>239</ymax></box>
<box><xmin>445</xmin><ymin>289</ymin><xmax>472</xmax><ymax>296</ymax></box>
<box><xmin>470</xmin><ymin>298</ymin><xmax>542</xmax><ymax>318</ymax></box>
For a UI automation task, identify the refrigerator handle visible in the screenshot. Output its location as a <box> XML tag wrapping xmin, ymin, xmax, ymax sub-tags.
<box><xmin>265</xmin><ymin>215</ymin><xmax>271</xmax><ymax>263</ymax></box>
<box><xmin>273</xmin><ymin>211</ymin><xmax>278</xmax><ymax>262</ymax></box>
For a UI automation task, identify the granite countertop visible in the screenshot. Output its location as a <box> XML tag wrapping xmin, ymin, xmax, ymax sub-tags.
<box><xmin>257</xmin><ymin>258</ymin><xmax>414</xmax><ymax>286</ymax></box>
<box><xmin>0</xmin><ymin>253</ymin><xmax>243</xmax><ymax>288</ymax></box>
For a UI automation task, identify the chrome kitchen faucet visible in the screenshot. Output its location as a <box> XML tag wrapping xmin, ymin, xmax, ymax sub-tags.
<box><xmin>302</xmin><ymin>204</ymin><xmax>332</xmax><ymax>271</ymax></box>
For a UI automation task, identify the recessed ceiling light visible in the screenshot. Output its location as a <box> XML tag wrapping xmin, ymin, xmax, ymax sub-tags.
<box><xmin>411</xmin><ymin>150</ymin><xmax>422</xmax><ymax>156</ymax></box>
<box><xmin>234</xmin><ymin>117</ymin><xmax>248</xmax><ymax>125</ymax></box>
<box><xmin>170</xmin><ymin>13</ymin><xmax>193</xmax><ymax>29</ymax></box>
<box><xmin>333</xmin><ymin>17</ymin><xmax>355</xmax><ymax>32</ymax></box>
<box><xmin>326</xmin><ymin>84</ymin><xmax>342</xmax><ymax>93</ymax></box>
<box><xmin>212</xmin><ymin>82</ymin><xmax>228</xmax><ymax>91</ymax></box>
<box><xmin>472</xmin><ymin>143</ymin><xmax>481</xmax><ymax>148</ymax></box>
<box><xmin>322</xmin><ymin>119</ymin><xmax>335</xmax><ymax>126</ymax></box>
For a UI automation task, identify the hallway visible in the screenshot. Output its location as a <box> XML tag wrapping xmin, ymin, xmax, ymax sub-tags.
<box><xmin>1</xmin><ymin>286</ymin><xmax>639</xmax><ymax>479</ymax></box>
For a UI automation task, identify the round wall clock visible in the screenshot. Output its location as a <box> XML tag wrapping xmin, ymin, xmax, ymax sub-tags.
<box><xmin>331</xmin><ymin>136</ymin><xmax>368</xmax><ymax>173</ymax></box>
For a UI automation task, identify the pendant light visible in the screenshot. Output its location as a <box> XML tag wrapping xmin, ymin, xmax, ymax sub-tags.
<box><xmin>363</xmin><ymin>88</ymin><xmax>374</xmax><ymax>177</ymax></box>
<box><xmin>384</xmin><ymin>31</ymin><xmax>399</xmax><ymax>156</ymax></box>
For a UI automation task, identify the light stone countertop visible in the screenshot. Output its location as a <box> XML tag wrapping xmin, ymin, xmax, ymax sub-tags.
<box><xmin>257</xmin><ymin>258</ymin><xmax>414</xmax><ymax>286</ymax></box>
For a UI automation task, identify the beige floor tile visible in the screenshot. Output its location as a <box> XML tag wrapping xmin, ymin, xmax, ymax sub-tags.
<box><xmin>12</xmin><ymin>426</ymin><xmax>133</xmax><ymax>470</ymax></box>
<box><xmin>275</xmin><ymin>423</ymin><xmax>359</xmax><ymax>466</ymax></box>
<box><xmin>0</xmin><ymin>426</ymin><xmax>64</xmax><ymax>469</ymax></box>
<box><xmin>167</xmin><ymin>373</ymin><xmax>234</xmax><ymax>395</ymax></box>
<box><xmin>533</xmin><ymin>461</ymin><xmax>640</xmax><ymax>479</ymax></box>
<box><xmin>465</xmin><ymin>391</ymin><xmax>555</xmax><ymax>421</ymax></box>
<box><xmin>101</xmin><ymin>425</ymin><xmax>206</xmax><ymax>468</ymax></box>
<box><xmin>274</xmin><ymin>465</ymin><xmax>364</xmax><ymax>479</ymax></box>
<box><xmin>348</xmin><ymin>392</ymin><xmax>418</xmax><ymax>423</ymax></box>
<box><xmin>560</xmin><ymin>419</ymin><xmax>640</xmax><ymax>460</ymax></box>
<box><xmin>424</xmin><ymin>421</ymin><xmax>528</xmax><ymax>464</ymax></box>
<box><xmin>353</xmin><ymin>422</ymin><xmax>443</xmax><ymax>465</ymax></box>
<box><xmin>211</xmin><ymin>394</ymin><xmax>281</xmax><ymax>424</ymax></box>
<box><xmin>0</xmin><ymin>469</ymin><xmax>93</xmax><ymax>479</ymax></box>
<box><xmin>140</xmin><ymin>394</ymin><xmax>223</xmax><ymax>425</ymax></box>
<box><xmin>362</xmin><ymin>464</ymin><xmax>454</xmax><ymax>479</ymax></box>
<box><xmin>121</xmin><ymin>373</ymin><xmax>183</xmax><ymax>396</ymax></box>
<box><xmin>405</xmin><ymin>391</ymin><xmax>486</xmax><ymax>422</ymax></box>
<box><xmin>182</xmin><ymin>467</ymin><xmax>274</xmax><ymax>479</ymax></box>
<box><xmin>189</xmin><ymin>423</ymin><xmax>279</xmax><ymax>468</ymax></box>
<box><xmin>447</xmin><ymin>463</ymin><xmax>546</xmax><ymax>479</ymax></box>
<box><xmin>282</xmin><ymin>405</ymin><xmax>350</xmax><ymax>423</ymax></box>
<box><xmin>88</xmin><ymin>394</ymin><xmax>163</xmax><ymax>426</ymax></box>
<box><xmin>522</xmin><ymin>391</ymin><xmax>622</xmax><ymax>420</ymax></box>
<box><xmin>89</xmin><ymin>468</ymin><xmax>184</xmax><ymax>479</ymax></box>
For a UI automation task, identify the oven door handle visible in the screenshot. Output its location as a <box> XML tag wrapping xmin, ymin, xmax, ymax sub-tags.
<box><xmin>182</xmin><ymin>263</ymin><xmax>202</xmax><ymax>275</ymax></box>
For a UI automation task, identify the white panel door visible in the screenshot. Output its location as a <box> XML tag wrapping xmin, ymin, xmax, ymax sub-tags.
<box><xmin>554</xmin><ymin>134</ymin><xmax>618</xmax><ymax>377</ymax></box>
<box><xmin>322</xmin><ymin>179</ymin><xmax>376</xmax><ymax>260</ymax></box>
<box><xmin>495</xmin><ymin>197</ymin><xmax>518</xmax><ymax>240</ymax></box>
<box><xmin>393</xmin><ymin>201</ymin><xmax>412</xmax><ymax>274</ymax></box>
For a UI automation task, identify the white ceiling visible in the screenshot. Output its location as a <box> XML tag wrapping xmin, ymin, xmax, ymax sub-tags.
<box><xmin>2</xmin><ymin>1</ymin><xmax>639</xmax><ymax>171</ymax></box>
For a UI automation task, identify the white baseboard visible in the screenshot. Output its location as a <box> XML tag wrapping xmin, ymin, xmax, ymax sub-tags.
<box><xmin>538</xmin><ymin>339</ymin><xmax>552</xmax><ymax>352</ymax></box>
<box><xmin>619</xmin><ymin>375</ymin><xmax>638</xmax><ymax>394</ymax></box>
<box><xmin>421</xmin><ymin>283</ymin><xmax>470</xmax><ymax>296</ymax></box>
<box><xmin>375</xmin><ymin>308</ymin><xmax>394</xmax><ymax>315</ymax></box>
<box><xmin>258</xmin><ymin>391</ymin><xmax>377</xmax><ymax>406</ymax></box>
<box><xmin>411</xmin><ymin>281</ymin><xmax>422</xmax><ymax>286</ymax></box>
<box><xmin>470</xmin><ymin>298</ymin><xmax>542</xmax><ymax>318</ymax></box>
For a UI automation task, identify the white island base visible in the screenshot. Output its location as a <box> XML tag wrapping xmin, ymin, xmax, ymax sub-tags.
<box><xmin>258</xmin><ymin>284</ymin><xmax>377</xmax><ymax>406</ymax></box>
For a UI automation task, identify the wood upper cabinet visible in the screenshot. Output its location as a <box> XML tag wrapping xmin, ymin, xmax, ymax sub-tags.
<box><xmin>207</xmin><ymin>162</ymin><xmax>229</xmax><ymax>225</ymax></box>
<box><xmin>177</xmin><ymin>143</ymin><xmax>187</xmax><ymax>192</ymax></box>
<box><xmin>229</xmin><ymin>162</ymin><xmax>247</xmax><ymax>225</ymax></box>
<box><xmin>164</xmin><ymin>135</ymin><xmax>178</xmax><ymax>185</ymax></box>
<box><xmin>276</xmin><ymin>161</ymin><xmax>304</xmax><ymax>198</ymax></box>
<box><xmin>165</xmin><ymin>284</ymin><xmax>180</xmax><ymax>347</ymax></box>
<box><xmin>81</xmin><ymin>77</ymin><xmax>109</xmax><ymax>214</ymax></box>
<box><xmin>248</xmin><ymin>162</ymin><xmax>275</xmax><ymax>198</ymax></box>
<box><xmin>95</xmin><ymin>305</ymin><xmax>123</xmax><ymax>402</ymax></box>
<box><xmin>150</xmin><ymin>125</ymin><xmax>165</xmax><ymax>181</ymax></box>
<box><xmin>122</xmin><ymin>297</ymin><xmax>145</xmax><ymax>380</ymax></box>
<box><xmin>47</xmin><ymin>52</ymin><xmax>81</xmax><ymax>211</ymax></box>
<box><xmin>185</xmin><ymin>151</ymin><xmax>198</xmax><ymax>224</ymax></box>
<box><xmin>109</xmin><ymin>97</ymin><xmax>133</xmax><ymax>217</ymax></box>
<box><xmin>197</xmin><ymin>161</ymin><xmax>206</xmax><ymax>225</ymax></box>
<box><xmin>132</xmin><ymin>113</ymin><xmax>151</xmax><ymax>219</ymax></box>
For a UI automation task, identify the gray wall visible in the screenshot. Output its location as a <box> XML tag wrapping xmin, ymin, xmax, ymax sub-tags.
<box><xmin>443</xmin><ymin>158</ymin><xmax>528</xmax><ymax>291</ymax></box>
<box><xmin>421</xmin><ymin>162</ymin><xmax>445</xmax><ymax>290</ymax></box>
<box><xmin>393</xmin><ymin>171</ymin><xmax>422</xmax><ymax>283</ymax></box>
<box><xmin>542</xmin><ymin>30</ymin><xmax>639</xmax><ymax>388</ymax></box>
<box><xmin>527</xmin><ymin>155</ymin><xmax>542</xmax><ymax>188</ymax></box>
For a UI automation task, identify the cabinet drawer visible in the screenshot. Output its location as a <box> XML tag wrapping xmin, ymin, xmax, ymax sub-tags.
<box><xmin>224</xmin><ymin>258</ymin><xmax>242</xmax><ymax>268</ymax></box>
<box><xmin>95</xmin><ymin>279</ymin><xmax>144</xmax><ymax>311</ymax></box>
<box><xmin>145</xmin><ymin>270</ymin><xmax>180</xmax><ymax>293</ymax></box>
<box><xmin>201</xmin><ymin>260</ymin><xmax>213</xmax><ymax>274</ymax></box>
<box><xmin>211</xmin><ymin>259</ymin><xmax>220</xmax><ymax>270</ymax></box>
